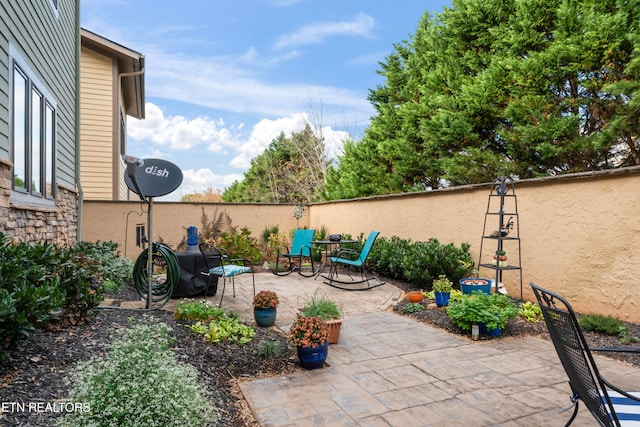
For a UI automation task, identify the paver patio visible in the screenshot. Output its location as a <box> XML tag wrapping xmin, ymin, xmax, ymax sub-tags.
<box><xmin>165</xmin><ymin>272</ymin><xmax>640</xmax><ymax>426</ymax></box>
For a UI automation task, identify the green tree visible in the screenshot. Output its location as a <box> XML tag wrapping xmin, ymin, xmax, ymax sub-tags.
<box><xmin>325</xmin><ymin>0</ymin><xmax>640</xmax><ymax>199</ymax></box>
<box><xmin>223</xmin><ymin>124</ymin><xmax>328</xmax><ymax>203</ymax></box>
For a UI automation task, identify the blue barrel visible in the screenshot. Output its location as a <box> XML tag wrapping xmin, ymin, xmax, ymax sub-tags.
<box><xmin>187</xmin><ymin>226</ymin><xmax>198</xmax><ymax>246</ymax></box>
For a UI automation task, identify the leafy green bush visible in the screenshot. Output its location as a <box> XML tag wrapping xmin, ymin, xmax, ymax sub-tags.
<box><xmin>369</xmin><ymin>236</ymin><xmax>413</xmax><ymax>280</ymax></box>
<box><xmin>448</xmin><ymin>292</ymin><xmax>518</xmax><ymax>332</ymax></box>
<box><xmin>518</xmin><ymin>301</ymin><xmax>542</xmax><ymax>323</ymax></box>
<box><xmin>74</xmin><ymin>241</ymin><xmax>133</xmax><ymax>292</ymax></box>
<box><xmin>0</xmin><ymin>235</ymin><xmax>65</xmax><ymax>348</ymax></box>
<box><xmin>0</xmin><ymin>236</ymin><xmax>134</xmax><ymax>349</ymax></box>
<box><xmin>578</xmin><ymin>313</ymin><xmax>624</xmax><ymax>335</ymax></box>
<box><xmin>190</xmin><ymin>317</ymin><xmax>255</xmax><ymax>345</ymax></box>
<box><xmin>174</xmin><ymin>299</ymin><xmax>227</xmax><ymax>322</ymax></box>
<box><xmin>403</xmin><ymin>302</ymin><xmax>425</xmax><ymax>313</ymax></box>
<box><xmin>311</xmin><ymin>224</ymin><xmax>329</xmax><ymax>261</ymax></box>
<box><xmin>56</xmin><ymin>249</ymin><xmax>105</xmax><ymax>323</ymax></box>
<box><xmin>368</xmin><ymin>236</ymin><xmax>474</xmax><ymax>288</ymax></box>
<box><xmin>578</xmin><ymin>313</ymin><xmax>639</xmax><ymax>344</ymax></box>
<box><xmin>216</xmin><ymin>227</ymin><xmax>262</xmax><ymax>263</ymax></box>
<box><xmin>58</xmin><ymin>316</ymin><xmax>217</xmax><ymax>427</ymax></box>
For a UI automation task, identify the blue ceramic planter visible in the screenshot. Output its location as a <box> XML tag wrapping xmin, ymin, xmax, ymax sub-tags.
<box><xmin>253</xmin><ymin>307</ymin><xmax>277</xmax><ymax>327</ymax></box>
<box><xmin>479</xmin><ymin>323</ymin><xmax>502</xmax><ymax>337</ymax></box>
<box><xmin>459</xmin><ymin>278</ymin><xmax>491</xmax><ymax>295</ymax></box>
<box><xmin>297</xmin><ymin>341</ymin><xmax>328</xmax><ymax>369</ymax></box>
<box><xmin>434</xmin><ymin>291</ymin><xmax>451</xmax><ymax>307</ymax></box>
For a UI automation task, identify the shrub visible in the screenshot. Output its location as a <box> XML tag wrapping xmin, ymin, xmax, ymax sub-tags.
<box><xmin>190</xmin><ymin>317</ymin><xmax>255</xmax><ymax>345</ymax></box>
<box><xmin>174</xmin><ymin>299</ymin><xmax>226</xmax><ymax>322</ymax></box>
<box><xmin>311</xmin><ymin>224</ymin><xmax>329</xmax><ymax>261</ymax></box>
<box><xmin>216</xmin><ymin>227</ymin><xmax>262</xmax><ymax>263</ymax></box>
<box><xmin>261</xmin><ymin>225</ymin><xmax>286</xmax><ymax>262</ymax></box>
<box><xmin>0</xmin><ymin>235</ymin><xmax>65</xmax><ymax>348</ymax></box>
<box><xmin>74</xmin><ymin>241</ymin><xmax>133</xmax><ymax>292</ymax></box>
<box><xmin>403</xmin><ymin>302</ymin><xmax>425</xmax><ymax>313</ymax></box>
<box><xmin>369</xmin><ymin>236</ymin><xmax>412</xmax><ymax>280</ymax></box>
<box><xmin>578</xmin><ymin>313</ymin><xmax>639</xmax><ymax>344</ymax></box>
<box><xmin>578</xmin><ymin>313</ymin><xmax>624</xmax><ymax>335</ymax></box>
<box><xmin>368</xmin><ymin>236</ymin><xmax>474</xmax><ymax>288</ymax></box>
<box><xmin>56</xmin><ymin>249</ymin><xmax>105</xmax><ymax>323</ymax></box>
<box><xmin>0</xmin><ymin>236</ymin><xmax>135</xmax><ymax>349</ymax></box>
<box><xmin>518</xmin><ymin>301</ymin><xmax>542</xmax><ymax>322</ymax></box>
<box><xmin>256</xmin><ymin>340</ymin><xmax>284</xmax><ymax>358</ymax></box>
<box><xmin>57</xmin><ymin>316</ymin><xmax>217</xmax><ymax>427</ymax></box>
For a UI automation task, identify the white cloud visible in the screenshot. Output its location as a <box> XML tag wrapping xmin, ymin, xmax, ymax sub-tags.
<box><xmin>128</xmin><ymin>103</ymin><xmax>234</xmax><ymax>151</ymax></box>
<box><xmin>274</xmin><ymin>13</ymin><xmax>375</xmax><ymax>50</ymax></box>
<box><xmin>129</xmin><ymin>104</ymin><xmax>351</xmax><ymax>201</ymax></box>
<box><xmin>143</xmin><ymin>49</ymin><xmax>372</xmax><ymax>121</ymax></box>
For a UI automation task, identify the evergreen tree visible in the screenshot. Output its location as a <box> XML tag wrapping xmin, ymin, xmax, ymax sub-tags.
<box><xmin>324</xmin><ymin>0</ymin><xmax>640</xmax><ymax>198</ymax></box>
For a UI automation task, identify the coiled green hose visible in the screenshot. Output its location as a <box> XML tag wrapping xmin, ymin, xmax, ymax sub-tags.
<box><xmin>132</xmin><ymin>242</ymin><xmax>179</xmax><ymax>309</ymax></box>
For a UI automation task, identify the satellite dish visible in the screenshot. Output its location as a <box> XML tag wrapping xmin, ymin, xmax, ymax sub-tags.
<box><xmin>124</xmin><ymin>158</ymin><xmax>183</xmax><ymax>198</ymax></box>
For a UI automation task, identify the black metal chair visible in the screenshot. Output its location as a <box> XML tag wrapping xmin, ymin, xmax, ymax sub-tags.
<box><xmin>199</xmin><ymin>242</ymin><xmax>255</xmax><ymax>307</ymax></box>
<box><xmin>530</xmin><ymin>283</ymin><xmax>640</xmax><ymax>426</ymax></box>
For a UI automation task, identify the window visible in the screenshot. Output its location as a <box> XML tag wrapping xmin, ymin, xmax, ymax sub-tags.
<box><xmin>11</xmin><ymin>55</ymin><xmax>56</xmax><ymax>200</ymax></box>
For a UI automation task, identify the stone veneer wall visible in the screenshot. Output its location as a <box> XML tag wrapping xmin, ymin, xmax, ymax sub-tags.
<box><xmin>0</xmin><ymin>159</ymin><xmax>78</xmax><ymax>246</ymax></box>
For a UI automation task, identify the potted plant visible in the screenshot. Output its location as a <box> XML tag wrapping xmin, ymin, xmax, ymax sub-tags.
<box><xmin>432</xmin><ymin>274</ymin><xmax>453</xmax><ymax>307</ymax></box>
<box><xmin>491</xmin><ymin>250</ymin><xmax>508</xmax><ymax>267</ymax></box>
<box><xmin>459</xmin><ymin>270</ymin><xmax>492</xmax><ymax>295</ymax></box>
<box><xmin>406</xmin><ymin>290</ymin><xmax>424</xmax><ymax>303</ymax></box>
<box><xmin>447</xmin><ymin>292</ymin><xmax>518</xmax><ymax>337</ymax></box>
<box><xmin>253</xmin><ymin>290</ymin><xmax>279</xmax><ymax>327</ymax></box>
<box><xmin>289</xmin><ymin>315</ymin><xmax>329</xmax><ymax>369</ymax></box>
<box><xmin>299</xmin><ymin>289</ymin><xmax>344</xmax><ymax>344</ymax></box>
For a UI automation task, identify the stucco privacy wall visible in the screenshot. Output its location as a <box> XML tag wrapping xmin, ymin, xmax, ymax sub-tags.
<box><xmin>83</xmin><ymin>167</ymin><xmax>640</xmax><ymax>322</ymax></box>
<box><xmin>82</xmin><ymin>201</ymin><xmax>301</xmax><ymax>260</ymax></box>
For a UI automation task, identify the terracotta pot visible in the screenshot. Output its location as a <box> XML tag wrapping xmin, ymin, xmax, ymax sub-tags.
<box><xmin>406</xmin><ymin>291</ymin><xmax>424</xmax><ymax>303</ymax></box>
<box><xmin>326</xmin><ymin>319</ymin><xmax>343</xmax><ymax>344</ymax></box>
<box><xmin>296</xmin><ymin>309</ymin><xmax>343</xmax><ymax>344</ymax></box>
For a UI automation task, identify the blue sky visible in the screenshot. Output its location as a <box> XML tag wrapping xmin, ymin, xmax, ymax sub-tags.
<box><xmin>81</xmin><ymin>0</ymin><xmax>451</xmax><ymax>200</ymax></box>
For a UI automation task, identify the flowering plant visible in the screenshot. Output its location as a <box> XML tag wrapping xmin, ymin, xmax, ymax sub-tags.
<box><xmin>253</xmin><ymin>290</ymin><xmax>279</xmax><ymax>309</ymax></box>
<box><xmin>289</xmin><ymin>315</ymin><xmax>329</xmax><ymax>348</ymax></box>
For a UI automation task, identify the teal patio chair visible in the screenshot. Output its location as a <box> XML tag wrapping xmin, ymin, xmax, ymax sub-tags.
<box><xmin>324</xmin><ymin>230</ymin><xmax>385</xmax><ymax>290</ymax></box>
<box><xmin>274</xmin><ymin>229</ymin><xmax>316</xmax><ymax>277</ymax></box>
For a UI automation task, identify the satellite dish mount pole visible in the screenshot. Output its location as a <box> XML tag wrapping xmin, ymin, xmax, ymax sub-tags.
<box><xmin>124</xmin><ymin>156</ymin><xmax>154</xmax><ymax>309</ymax></box>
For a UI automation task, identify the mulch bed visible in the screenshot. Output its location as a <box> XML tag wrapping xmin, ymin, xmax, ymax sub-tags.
<box><xmin>1</xmin><ymin>278</ymin><xmax>639</xmax><ymax>426</ymax></box>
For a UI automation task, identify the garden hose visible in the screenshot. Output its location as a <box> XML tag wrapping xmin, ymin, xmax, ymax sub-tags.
<box><xmin>132</xmin><ymin>242</ymin><xmax>180</xmax><ymax>309</ymax></box>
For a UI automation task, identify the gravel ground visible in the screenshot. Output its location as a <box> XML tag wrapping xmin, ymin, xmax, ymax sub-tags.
<box><xmin>1</xmin><ymin>279</ymin><xmax>639</xmax><ymax>426</ymax></box>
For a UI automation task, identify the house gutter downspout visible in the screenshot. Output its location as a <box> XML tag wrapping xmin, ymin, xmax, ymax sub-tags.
<box><xmin>118</xmin><ymin>68</ymin><xmax>145</xmax><ymax>200</ymax></box>
<box><xmin>75</xmin><ymin>0</ymin><xmax>83</xmax><ymax>243</ymax></box>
